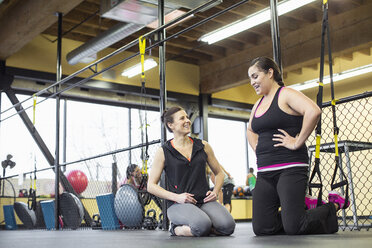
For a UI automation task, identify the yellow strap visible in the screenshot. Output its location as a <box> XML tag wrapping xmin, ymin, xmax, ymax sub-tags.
<box><xmin>318</xmin><ymin>81</ymin><xmax>324</xmax><ymax>87</ymax></box>
<box><xmin>315</xmin><ymin>135</ymin><xmax>321</xmax><ymax>158</ymax></box>
<box><xmin>331</xmin><ymin>99</ymin><xmax>338</xmax><ymax>106</ymax></box>
<box><xmin>334</xmin><ymin>134</ymin><xmax>339</xmax><ymax>156</ymax></box>
<box><xmin>32</xmin><ymin>94</ymin><xmax>37</xmax><ymax>125</ymax></box>
<box><xmin>142</xmin><ymin>159</ymin><xmax>148</xmax><ymax>175</ymax></box>
<box><xmin>323</xmin><ymin>0</ymin><xmax>328</xmax><ymax>4</ymax></box>
<box><xmin>139</xmin><ymin>36</ymin><xmax>149</xmax><ymax>175</ymax></box>
<box><xmin>139</xmin><ymin>36</ymin><xmax>146</xmax><ymax>81</ymax></box>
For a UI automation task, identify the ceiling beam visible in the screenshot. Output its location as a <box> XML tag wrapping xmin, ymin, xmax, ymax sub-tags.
<box><xmin>200</xmin><ymin>2</ymin><xmax>372</xmax><ymax>94</ymax></box>
<box><xmin>0</xmin><ymin>0</ymin><xmax>85</xmax><ymax>60</ymax></box>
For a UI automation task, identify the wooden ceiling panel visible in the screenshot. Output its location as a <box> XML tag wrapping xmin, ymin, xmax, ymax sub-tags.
<box><xmin>0</xmin><ymin>0</ymin><xmax>370</xmax><ymax>94</ymax></box>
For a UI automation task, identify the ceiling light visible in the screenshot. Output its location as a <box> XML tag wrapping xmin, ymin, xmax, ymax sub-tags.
<box><xmin>121</xmin><ymin>58</ymin><xmax>158</xmax><ymax>78</ymax></box>
<box><xmin>199</xmin><ymin>0</ymin><xmax>316</xmax><ymax>44</ymax></box>
<box><xmin>289</xmin><ymin>63</ymin><xmax>372</xmax><ymax>91</ymax></box>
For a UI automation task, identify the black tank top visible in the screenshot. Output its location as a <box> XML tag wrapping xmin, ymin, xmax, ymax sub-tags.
<box><xmin>162</xmin><ymin>137</ymin><xmax>210</xmax><ymax>208</ymax></box>
<box><xmin>251</xmin><ymin>87</ymin><xmax>309</xmax><ymax>172</ymax></box>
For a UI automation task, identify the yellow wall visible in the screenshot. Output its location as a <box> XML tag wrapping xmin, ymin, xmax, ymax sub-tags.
<box><xmin>7</xmin><ymin>36</ymin><xmax>372</xmax><ymax>105</ymax></box>
<box><xmin>213</xmin><ymin>84</ymin><xmax>257</xmax><ymax>105</ymax></box>
<box><xmin>6</xmin><ymin>35</ymin><xmax>200</xmax><ymax>96</ymax></box>
<box><xmin>213</xmin><ymin>47</ymin><xmax>372</xmax><ymax>104</ymax></box>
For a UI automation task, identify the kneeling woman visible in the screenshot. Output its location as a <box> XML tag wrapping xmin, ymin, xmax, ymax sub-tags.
<box><xmin>147</xmin><ymin>106</ymin><xmax>236</xmax><ymax>237</ymax></box>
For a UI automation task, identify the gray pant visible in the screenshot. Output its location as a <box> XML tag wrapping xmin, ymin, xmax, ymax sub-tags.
<box><xmin>167</xmin><ymin>201</ymin><xmax>236</xmax><ymax>237</ymax></box>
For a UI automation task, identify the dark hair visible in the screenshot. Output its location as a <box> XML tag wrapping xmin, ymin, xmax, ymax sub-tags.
<box><xmin>249</xmin><ymin>168</ymin><xmax>254</xmax><ymax>173</ymax></box>
<box><xmin>126</xmin><ymin>164</ymin><xmax>139</xmax><ymax>179</ymax></box>
<box><xmin>249</xmin><ymin>57</ymin><xmax>284</xmax><ymax>86</ymax></box>
<box><xmin>161</xmin><ymin>106</ymin><xmax>183</xmax><ymax>133</ymax></box>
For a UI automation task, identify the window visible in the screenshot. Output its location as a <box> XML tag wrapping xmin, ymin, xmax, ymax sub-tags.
<box><xmin>65</xmin><ymin>100</ymin><xmax>129</xmax><ymax>182</ymax></box>
<box><xmin>207</xmin><ymin>117</ymin><xmax>250</xmax><ymax>186</ymax></box>
<box><xmin>0</xmin><ymin>93</ymin><xmax>58</xmax><ymax>178</ymax></box>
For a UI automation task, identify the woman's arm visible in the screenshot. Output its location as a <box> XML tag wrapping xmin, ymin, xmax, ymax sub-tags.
<box><xmin>147</xmin><ymin>147</ymin><xmax>197</xmax><ymax>204</ymax></box>
<box><xmin>202</xmin><ymin>141</ymin><xmax>224</xmax><ymax>203</ymax></box>
<box><xmin>220</xmin><ymin>164</ymin><xmax>232</xmax><ymax>179</ymax></box>
<box><xmin>247</xmin><ymin>101</ymin><xmax>260</xmax><ymax>152</ymax></box>
<box><xmin>273</xmin><ymin>88</ymin><xmax>321</xmax><ymax>150</ymax></box>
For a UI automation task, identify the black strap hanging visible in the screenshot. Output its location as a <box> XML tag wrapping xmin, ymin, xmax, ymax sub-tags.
<box><xmin>308</xmin><ymin>0</ymin><xmax>327</xmax><ymax>207</ymax></box>
<box><xmin>28</xmin><ymin>156</ymin><xmax>37</xmax><ymax>211</ymax></box>
<box><xmin>324</xmin><ymin>2</ymin><xmax>349</xmax><ymax>209</ymax></box>
<box><xmin>28</xmin><ymin>96</ymin><xmax>37</xmax><ymax>211</ymax></box>
<box><xmin>308</xmin><ymin>0</ymin><xmax>349</xmax><ymax>209</ymax></box>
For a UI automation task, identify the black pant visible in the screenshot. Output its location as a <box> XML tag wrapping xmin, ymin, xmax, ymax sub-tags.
<box><xmin>252</xmin><ymin>167</ymin><xmax>338</xmax><ymax>235</ymax></box>
<box><xmin>222</xmin><ymin>183</ymin><xmax>234</xmax><ymax>205</ymax></box>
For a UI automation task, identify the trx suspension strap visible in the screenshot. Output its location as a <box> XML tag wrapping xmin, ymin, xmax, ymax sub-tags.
<box><xmin>28</xmin><ymin>95</ymin><xmax>37</xmax><ymax>210</ymax></box>
<box><xmin>308</xmin><ymin>0</ymin><xmax>349</xmax><ymax>208</ymax></box>
<box><xmin>308</xmin><ymin>1</ymin><xmax>328</xmax><ymax>207</ymax></box>
<box><xmin>324</xmin><ymin>1</ymin><xmax>349</xmax><ymax>209</ymax></box>
<box><xmin>138</xmin><ymin>36</ymin><xmax>149</xmax><ymax>191</ymax></box>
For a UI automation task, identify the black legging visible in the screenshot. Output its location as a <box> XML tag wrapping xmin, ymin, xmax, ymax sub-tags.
<box><xmin>252</xmin><ymin>167</ymin><xmax>338</xmax><ymax>235</ymax></box>
<box><xmin>222</xmin><ymin>183</ymin><xmax>234</xmax><ymax>205</ymax></box>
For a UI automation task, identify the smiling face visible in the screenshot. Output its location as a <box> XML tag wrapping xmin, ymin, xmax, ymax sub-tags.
<box><xmin>167</xmin><ymin>110</ymin><xmax>191</xmax><ymax>135</ymax></box>
<box><xmin>248</xmin><ymin>65</ymin><xmax>273</xmax><ymax>95</ymax></box>
<box><xmin>132</xmin><ymin>166</ymin><xmax>142</xmax><ymax>180</ymax></box>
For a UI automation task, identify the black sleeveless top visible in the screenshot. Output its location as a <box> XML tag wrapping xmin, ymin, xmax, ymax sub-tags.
<box><xmin>251</xmin><ymin>87</ymin><xmax>309</xmax><ymax>172</ymax></box>
<box><xmin>162</xmin><ymin>137</ymin><xmax>210</xmax><ymax>208</ymax></box>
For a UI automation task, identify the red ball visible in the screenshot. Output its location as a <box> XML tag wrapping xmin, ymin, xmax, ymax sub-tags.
<box><xmin>66</xmin><ymin>170</ymin><xmax>88</xmax><ymax>194</ymax></box>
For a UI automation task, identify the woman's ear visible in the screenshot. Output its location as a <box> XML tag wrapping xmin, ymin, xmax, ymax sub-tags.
<box><xmin>167</xmin><ymin>122</ymin><xmax>172</xmax><ymax>131</ymax></box>
<box><xmin>268</xmin><ymin>68</ymin><xmax>274</xmax><ymax>79</ymax></box>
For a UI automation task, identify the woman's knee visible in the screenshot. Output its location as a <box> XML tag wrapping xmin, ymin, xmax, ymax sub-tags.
<box><xmin>282</xmin><ymin>221</ymin><xmax>302</xmax><ymax>235</ymax></box>
<box><xmin>213</xmin><ymin>217</ymin><xmax>236</xmax><ymax>236</ymax></box>
<box><xmin>283</xmin><ymin>226</ymin><xmax>300</xmax><ymax>235</ymax></box>
<box><xmin>252</xmin><ymin>221</ymin><xmax>266</xmax><ymax>236</ymax></box>
<box><xmin>252</xmin><ymin>219</ymin><xmax>282</xmax><ymax>236</ymax></box>
<box><xmin>190</xmin><ymin>218</ymin><xmax>212</xmax><ymax>237</ymax></box>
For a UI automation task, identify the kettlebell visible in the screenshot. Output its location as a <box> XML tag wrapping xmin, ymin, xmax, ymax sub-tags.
<box><xmin>143</xmin><ymin>209</ymin><xmax>157</xmax><ymax>230</ymax></box>
<box><xmin>19</xmin><ymin>189</ymin><xmax>28</xmax><ymax>197</ymax></box>
<box><xmin>91</xmin><ymin>214</ymin><xmax>102</xmax><ymax>230</ymax></box>
<box><xmin>158</xmin><ymin>213</ymin><xmax>163</xmax><ymax>230</ymax></box>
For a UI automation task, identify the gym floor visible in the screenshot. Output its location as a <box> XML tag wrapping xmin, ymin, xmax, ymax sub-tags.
<box><xmin>0</xmin><ymin>222</ymin><xmax>371</xmax><ymax>248</ymax></box>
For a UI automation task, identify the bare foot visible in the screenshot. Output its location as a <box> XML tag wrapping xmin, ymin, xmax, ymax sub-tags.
<box><xmin>174</xmin><ymin>225</ymin><xmax>193</xmax><ymax>236</ymax></box>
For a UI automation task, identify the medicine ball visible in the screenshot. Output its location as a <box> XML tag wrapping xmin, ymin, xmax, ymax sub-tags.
<box><xmin>14</xmin><ymin>202</ymin><xmax>36</xmax><ymax>229</ymax></box>
<box><xmin>60</xmin><ymin>192</ymin><xmax>84</xmax><ymax>229</ymax></box>
<box><xmin>114</xmin><ymin>184</ymin><xmax>144</xmax><ymax>228</ymax></box>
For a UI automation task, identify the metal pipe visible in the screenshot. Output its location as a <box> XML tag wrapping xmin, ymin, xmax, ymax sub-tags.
<box><xmin>0</xmin><ymin>0</ymin><xmax>223</xmax><ymax>117</ymax></box>
<box><xmin>51</xmin><ymin>10</ymin><xmax>99</xmax><ymax>43</ymax></box>
<box><xmin>270</xmin><ymin>0</ymin><xmax>282</xmax><ymax>72</ymax></box>
<box><xmin>245</xmin><ymin>121</ymin><xmax>250</xmax><ymax>172</ymax></box>
<box><xmin>159</xmin><ymin>1</ymin><xmax>167</xmax><ymax>146</ymax></box>
<box><xmin>112</xmin><ymin>161</ymin><xmax>117</xmax><ymax>195</ymax></box>
<box><xmin>128</xmin><ymin>108</ymin><xmax>132</xmax><ymax>165</ymax></box>
<box><xmin>1</xmin><ymin>0</ymin><xmax>251</xmax><ymax>121</ymax></box>
<box><xmin>322</xmin><ymin>91</ymin><xmax>372</xmax><ymax>107</ymax></box>
<box><xmin>62</xmin><ymin>99</ymin><xmax>67</xmax><ymax>172</ymax></box>
<box><xmin>54</xmin><ymin>12</ymin><xmax>62</xmax><ymax>230</ymax></box>
<box><xmin>67</xmin><ymin>22</ymin><xmax>143</xmax><ymax>65</ymax></box>
<box><xmin>60</xmin><ymin>139</ymin><xmax>161</xmax><ymax>167</ymax></box>
<box><xmin>158</xmin><ymin>0</ymin><xmax>168</xmax><ymax>232</ymax></box>
<box><xmin>199</xmin><ymin>94</ymin><xmax>209</xmax><ymax>141</ymax></box>
<box><xmin>2</xmin><ymin>166</ymin><xmax>56</xmax><ymax>180</ymax></box>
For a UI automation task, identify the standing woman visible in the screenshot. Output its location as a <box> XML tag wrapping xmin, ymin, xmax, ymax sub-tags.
<box><xmin>147</xmin><ymin>106</ymin><xmax>235</xmax><ymax>237</ymax></box>
<box><xmin>247</xmin><ymin>57</ymin><xmax>349</xmax><ymax>235</ymax></box>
